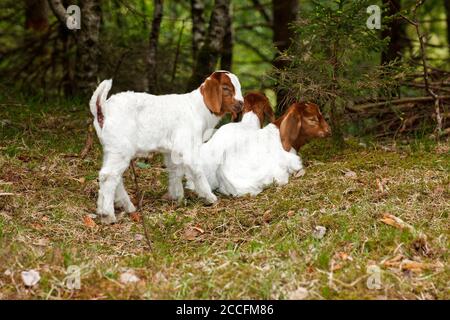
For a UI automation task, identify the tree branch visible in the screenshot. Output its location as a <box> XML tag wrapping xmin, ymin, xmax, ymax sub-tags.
<box><xmin>250</xmin><ymin>0</ymin><xmax>272</xmax><ymax>24</ymax></box>
<box><xmin>47</xmin><ymin>0</ymin><xmax>69</xmax><ymax>25</ymax></box>
<box><xmin>351</xmin><ymin>95</ymin><xmax>450</xmax><ymax>111</ymax></box>
<box><xmin>236</xmin><ymin>22</ymin><xmax>272</xmax><ymax>30</ymax></box>
<box><xmin>235</xmin><ymin>37</ymin><xmax>272</xmax><ymax>63</ymax></box>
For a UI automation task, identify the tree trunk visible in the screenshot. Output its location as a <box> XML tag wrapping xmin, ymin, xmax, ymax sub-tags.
<box><xmin>272</xmin><ymin>0</ymin><xmax>299</xmax><ymax>114</ymax></box>
<box><xmin>188</xmin><ymin>0</ymin><xmax>231</xmax><ymax>90</ymax></box>
<box><xmin>381</xmin><ymin>0</ymin><xmax>407</xmax><ymax>64</ymax></box>
<box><xmin>75</xmin><ymin>0</ymin><xmax>101</xmax><ymax>96</ymax></box>
<box><xmin>445</xmin><ymin>0</ymin><xmax>450</xmax><ymax>53</ymax></box>
<box><xmin>147</xmin><ymin>0</ymin><xmax>164</xmax><ymax>93</ymax></box>
<box><xmin>25</xmin><ymin>0</ymin><xmax>49</xmax><ymax>32</ymax></box>
<box><xmin>59</xmin><ymin>23</ymin><xmax>75</xmax><ymax>96</ymax></box>
<box><xmin>191</xmin><ymin>0</ymin><xmax>206</xmax><ymax>60</ymax></box>
<box><xmin>48</xmin><ymin>0</ymin><xmax>101</xmax><ymax>96</ymax></box>
<box><xmin>220</xmin><ymin>4</ymin><xmax>233</xmax><ymax>71</ymax></box>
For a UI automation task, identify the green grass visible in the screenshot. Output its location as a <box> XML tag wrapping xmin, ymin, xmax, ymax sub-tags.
<box><xmin>0</xmin><ymin>96</ymin><xmax>449</xmax><ymax>300</ymax></box>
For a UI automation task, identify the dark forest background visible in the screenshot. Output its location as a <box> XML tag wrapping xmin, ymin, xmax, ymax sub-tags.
<box><xmin>1</xmin><ymin>0</ymin><xmax>449</xmax><ymax>139</ymax></box>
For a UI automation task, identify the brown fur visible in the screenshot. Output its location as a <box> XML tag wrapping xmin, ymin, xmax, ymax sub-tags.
<box><xmin>200</xmin><ymin>72</ymin><xmax>243</xmax><ymax>119</ymax></box>
<box><xmin>242</xmin><ymin>92</ymin><xmax>275</xmax><ymax>127</ymax></box>
<box><xmin>274</xmin><ymin>102</ymin><xmax>331</xmax><ymax>152</ymax></box>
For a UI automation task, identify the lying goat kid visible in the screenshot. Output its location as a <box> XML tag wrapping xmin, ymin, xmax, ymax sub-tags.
<box><xmin>90</xmin><ymin>71</ymin><xmax>244</xmax><ymax>224</ymax></box>
<box><xmin>191</xmin><ymin>100</ymin><xmax>331</xmax><ymax>196</ymax></box>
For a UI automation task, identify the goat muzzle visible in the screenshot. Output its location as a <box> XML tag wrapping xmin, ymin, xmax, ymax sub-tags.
<box><xmin>233</xmin><ymin>100</ymin><xmax>244</xmax><ymax>114</ymax></box>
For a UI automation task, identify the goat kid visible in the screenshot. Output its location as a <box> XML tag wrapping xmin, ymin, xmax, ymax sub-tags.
<box><xmin>185</xmin><ymin>92</ymin><xmax>275</xmax><ymax>192</ymax></box>
<box><xmin>90</xmin><ymin>71</ymin><xmax>244</xmax><ymax>224</ymax></box>
<box><xmin>197</xmin><ymin>101</ymin><xmax>331</xmax><ymax>196</ymax></box>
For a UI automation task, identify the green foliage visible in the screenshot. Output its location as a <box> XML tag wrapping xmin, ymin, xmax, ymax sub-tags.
<box><xmin>0</xmin><ymin>0</ymin><xmax>274</xmax><ymax>97</ymax></box>
<box><xmin>0</xmin><ymin>0</ymin><xmax>447</xmax><ymax>136</ymax></box>
<box><xmin>273</xmin><ymin>0</ymin><xmax>405</xmax><ymax>139</ymax></box>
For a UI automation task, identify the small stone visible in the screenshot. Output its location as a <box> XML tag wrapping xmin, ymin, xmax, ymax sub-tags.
<box><xmin>120</xmin><ymin>270</ymin><xmax>140</xmax><ymax>284</ymax></box>
<box><xmin>312</xmin><ymin>226</ymin><xmax>327</xmax><ymax>239</ymax></box>
<box><xmin>21</xmin><ymin>270</ymin><xmax>41</xmax><ymax>287</ymax></box>
<box><xmin>134</xmin><ymin>234</ymin><xmax>144</xmax><ymax>241</ymax></box>
<box><xmin>288</xmin><ymin>287</ymin><xmax>309</xmax><ymax>300</ymax></box>
<box><xmin>344</xmin><ymin>170</ymin><xmax>357</xmax><ymax>179</ymax></box>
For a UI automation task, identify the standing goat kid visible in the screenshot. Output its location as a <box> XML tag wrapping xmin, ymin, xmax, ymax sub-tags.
<box><xmin>89</xmin><ymin>71</ymin><xmax>244</xmax><ymax>224</ymax></box>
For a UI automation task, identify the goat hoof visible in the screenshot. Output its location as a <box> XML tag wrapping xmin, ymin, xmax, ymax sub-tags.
<box><xmin>294</xmin><ymin>168</ymin><xmax>306</xmax><ymax>178</ymax></box>
<box><xmin>162</xmin><ymin>192</ymin><xmax>180</xmax><ymax>201</ymax></box>
<box><xmin>125</xmin><ymin>203</ymin><xmax>137</xmax><ymax>214</ymax></box>
<box><xmin>161</xmin><ymin>192</ymin><xmax>172</xmax><ymax>201</ymax></box>
<box><xmin>99</xmin><ymin>213</ymin><xmax>117</xmax><ymax>225</ymax></box>
<box><xmin>162</xmin><ymin>192</ymin><xmax>184</xmax><ymax>204</ymax></box>
<box><xmin>203</xmin><ymin>194</ymin><xmax>217</xmax><ymax>206</ymax></box>
<box><xmin>185</xmin><ymin>181</ymin><xmax>195</xmax><ymax>191</ymax></box>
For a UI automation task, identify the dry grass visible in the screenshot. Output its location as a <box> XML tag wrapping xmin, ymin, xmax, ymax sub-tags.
<box><xmin>0</xmin><ymin>98</ymin><xmax>449</xmax><ymax>299</ymax></box>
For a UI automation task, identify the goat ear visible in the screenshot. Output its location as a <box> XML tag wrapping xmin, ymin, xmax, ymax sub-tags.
<box><xmin>279</xmin><ymin>111</ymin><xmax>301</xmax><ymax>152</ymax></box>
<box><xmin>263</xmin><ymin>100</ymin><xmax>275</xmax><ymax>124</ymax></box>
<box><xmin>201</xmin><ymin>76</ymin><xmax>222</xmax><ymax>114</ymax></box>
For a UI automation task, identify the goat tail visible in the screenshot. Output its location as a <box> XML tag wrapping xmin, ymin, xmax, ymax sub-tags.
<box><xmin>89</xmin><ymin>79</ymin><xmax>112</xmax><ymax>128</ymax></box>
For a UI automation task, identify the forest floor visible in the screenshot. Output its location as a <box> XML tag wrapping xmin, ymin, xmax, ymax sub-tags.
<box><xmin>0</xmin><ymin>97</ymin><xmax>449</xmax><ymax>300</ymax></box>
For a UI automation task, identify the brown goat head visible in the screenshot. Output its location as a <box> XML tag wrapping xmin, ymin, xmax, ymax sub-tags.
<box><xmin>242</xmin><ymin>92</ymin><xmax>275</xmax><ymax>127</ymax></box>
<box><xmin>274</xmin><ymin>102</ymin><xmax>331</xmax><ymax>152</ymax></box>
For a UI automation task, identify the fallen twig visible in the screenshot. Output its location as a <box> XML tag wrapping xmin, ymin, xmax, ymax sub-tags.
<box><xmin>130</xmin><ymin>161</ymin><xmax>141</xmax><ymax>209</ymax></box>
<box><xmin>350</xmin><ymin>95</ymin><xmax>450</xmax><ymax>111</ymax></box>
<box><xmin>80</xmin><ymin>122</ymin><xmax>94</xmax><ymax>159</ymax></box>
<box><xmin>130</xmin><ymin>160</ymin><xmax>152</xmax><ymax>251</ymax></box>
<box><xmin>429</xmin><ymin>127</ymin><xmax>450</xmax><ymax>138</ymax></box>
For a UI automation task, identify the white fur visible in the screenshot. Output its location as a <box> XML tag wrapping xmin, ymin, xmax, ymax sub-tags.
<box><xmin>216</xmin><ymin>123</ymin><xmax>302</xmax><ymax>196</ymax></box>
<box><xmin>216</xmin><ymin>71</ymin><xmax>244</xmax><ymax>101</ymax></box>
<box><xmin>89</xmin><ymin>72</ymin><xmax>243</xmax><ymax>224</ymax></box>
<box><xmin>186</xmin><ymin>112</ymin><xmax>302</xmax><ymax>196</ymax></box>
<box><xmin>186</xmin><ymin>111</ymin><xmax>261</xmax><ymax>190</ymax></box>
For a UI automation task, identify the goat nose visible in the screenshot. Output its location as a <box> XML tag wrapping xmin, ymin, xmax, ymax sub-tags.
<box><xmin>236</xmin><ymin>100</ymin><xmax>244</xmax><ymax>111</ymax></box>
